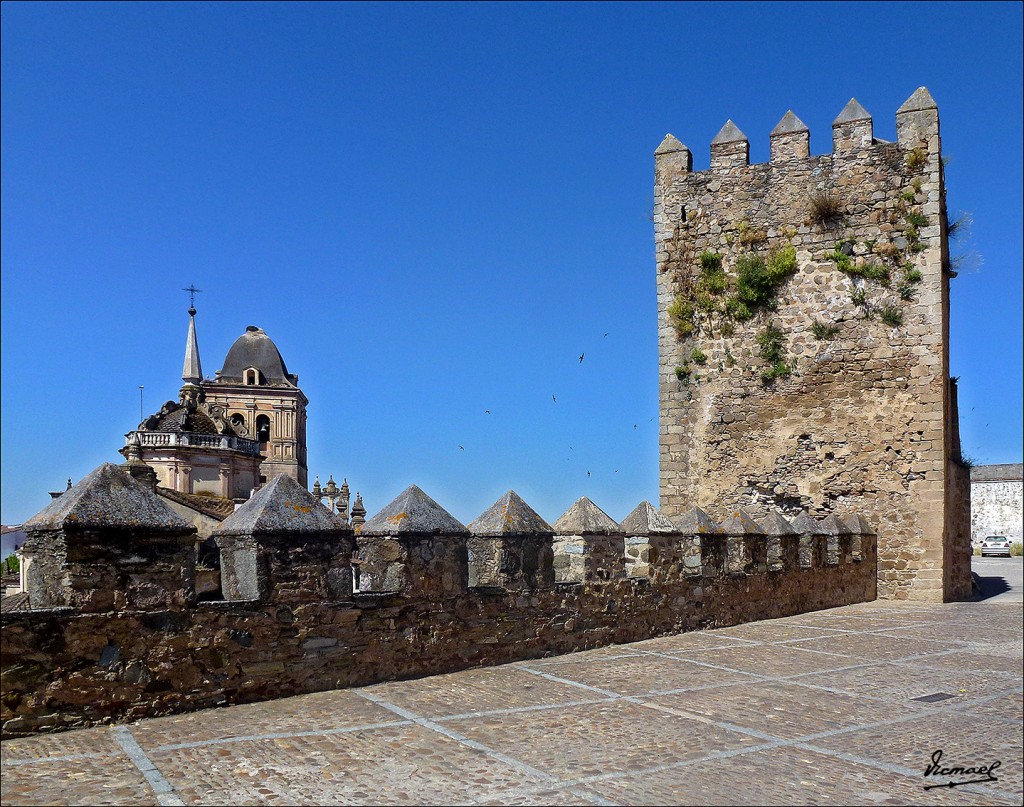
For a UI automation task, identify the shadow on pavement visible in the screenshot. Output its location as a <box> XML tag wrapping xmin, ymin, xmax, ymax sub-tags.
<box><xmin>969</xmin><ymin>571</ymin><xmax>1011</xmax><ymax>602</ymax></box>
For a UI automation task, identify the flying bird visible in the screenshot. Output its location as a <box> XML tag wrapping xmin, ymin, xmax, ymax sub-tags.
<box><xmin>578</xmin><ymin>353</ymin><xmax>585</xmax><ymax>363</ymax></box>
<box><xmin>633</xmin><ymin>424</ymin><xmax>637</xmax><ymax>430</ymax></box>
<box><xmin>552</xmin><ymin>395</ymin><xmax>556</xmax><ymax>403</ymax></box>
<box><xmin>586</xmin><ymin>470</ymin><xmax>591</xmax><ymax>478</ymax></box>
<box><xmin>484</xmin><ymin>410</ymin><xmax>491</xmax><ymax>414</ymax></box>
<box><xmin>459</xmin><ymin>445</ymin><xmax>464</xmax><ymax>451</ymax></box>
<box><xmin>603</xmin><ymin>332</ymin><xmax>609</xmax><ymax>337</ymax></box>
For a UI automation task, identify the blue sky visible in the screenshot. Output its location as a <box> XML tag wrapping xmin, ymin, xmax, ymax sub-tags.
<box><xmin>2</xmin><ymin>1</ymin><xmax>1022</xmax><ymax>527</ymax></box>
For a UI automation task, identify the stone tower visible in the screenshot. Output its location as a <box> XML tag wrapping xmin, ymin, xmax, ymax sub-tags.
<box><xmin>654</xmin><ymin>88</ymin><xmax>971</xmax><ymax>602</ymax></box>
<box><xmin>202</xmin><ymin>325</ymin><xmax>309</xmax><ymax>487</ymax></box>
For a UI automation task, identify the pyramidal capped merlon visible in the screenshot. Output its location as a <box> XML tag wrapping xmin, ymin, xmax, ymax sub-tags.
<box><xmin>23</xmin><ymin>463</ymin><xmax>191</xmax><ymax>533</ymax></box>
<box><xmin>620</xmin><ymin>501</ymin><xmax>675</xmax><ymax>535</ymax></box>
<box><xmin>468</xmin><ymin>490</ymin><xmax>553</xmax><ymax>536</ymax></box>
<box><xmin>359</xmin><ymin>485</ymin><xmax>467</xmax><ymax>536</ymax></box>
<box><xmin>213</xmin><ymin>474</ymin><xmax>350</xmax><ymax>536</ymax></box>
<box><xmin>552</xmin><ymin>497</ymin><xmax>620</xmax><ymax>535</ymax></box>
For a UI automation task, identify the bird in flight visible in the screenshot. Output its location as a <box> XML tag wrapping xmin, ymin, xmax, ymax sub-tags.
<box><xmin>578</xmin><ymin>353</ymin><xmax>585</xmax><ymax>363</ymax></box>
<box><xmin>552</xmin><ymin>395</ymin><xmax>556</xmax><ymax>403</ymax></box>
<box><xmin>484</xmin><ymin>410</ymin><xmax>491</xmax><ymax>414</ymax></box>
<box><xmin>586</xmin><ymin>470</ymin><xmax>591</xmax><ymax>478</ymax></box>
<box><xmin>459</xmin><ymin>445</ymin><xmax>464</xmax><ymax>451</ymax></box>
<box><xmin>633</xmin><ymin>424</ymin><xmax>637</xmax><ymax>430</ymax></box>
<box><xmin>603</xmin><ymin>332</ymin><xmax>609</xmax><ymax>337</ymax></box>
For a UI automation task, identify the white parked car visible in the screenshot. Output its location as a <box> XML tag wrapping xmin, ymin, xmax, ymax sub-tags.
<box><xmin>980</xmin><ymin>536</ymin><xmax>1012</xmax><ymax>557</ymax></box>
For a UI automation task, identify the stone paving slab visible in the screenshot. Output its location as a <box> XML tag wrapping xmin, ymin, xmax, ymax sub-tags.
<box><xmin>2</xmin><ymin>600</ymin><xmax>1021</xmax><ymax>806</ymax></box>
<box><xmin>363</xmin><ymin>665</ymin><xmax>598</xmax><ymax>718</ymax></box>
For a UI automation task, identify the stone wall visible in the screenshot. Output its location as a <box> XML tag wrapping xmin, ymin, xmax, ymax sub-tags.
<box><xmin>1</xmin><ymin>524</ymin><xmax>875</xmax><ymax>739</ymax></box>
<box><xmin>654</xmin><ymin>89</ymin><xmax>970</xmax><ymax>602</ymax></box>
<box><xmin>970</xmin><ymin>465</ymin><xmax>1024</xmax><ymax>542</ymax></box>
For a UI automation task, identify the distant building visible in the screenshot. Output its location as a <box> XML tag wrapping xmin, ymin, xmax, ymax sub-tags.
<box><xmin>970</xmin><ymin>463</ymin><xmax>1023</xmax><ymax>543</ymax></box>
<box><xmin>122</xmin><ymin>307</ymin><xmax>309</xmax><ymax>501</ymax></box>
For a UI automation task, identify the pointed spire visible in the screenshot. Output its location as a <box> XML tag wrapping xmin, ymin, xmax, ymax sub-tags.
<box><xmin>897</xmin><ymin>87</ymin><xmax>937</xmax><ymax>114</ymax></box>
<box><xmin>182</xmin><ymin>306</ymin><xmax>203</xmax><ymax>384</ymax></box>
<box><xmin>832</xmin><ymin>98</ymin><xmax>871</xmax><ymax>125</ymax></box>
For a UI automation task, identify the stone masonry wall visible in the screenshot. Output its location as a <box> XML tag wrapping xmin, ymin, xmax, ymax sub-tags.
<box><xmin>970</xmin><ymin>478</ymin><xmax>1024</xmax><ymax>542</ymax></box>
<box><xmin>1</xmin><ymin>529</ymin><xmax>875</xmax><ymax>739</ymax></box>
<box><xmin>654</xmin><ymin>90</ymin><xmax>969</xmax><ymax>601</ymax></box>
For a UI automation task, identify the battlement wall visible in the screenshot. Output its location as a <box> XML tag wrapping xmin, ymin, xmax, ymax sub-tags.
<box><xmin>0</xmin><ymin>472</ymin><xmax>876</xmax><ymax>738</ymax></box>
<box><xmin>654</xmin><ymin>88</ymin><xmax>971</xmax><ymax>602</ymax></box>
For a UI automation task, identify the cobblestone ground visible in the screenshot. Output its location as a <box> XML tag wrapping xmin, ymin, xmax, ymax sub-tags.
<box><xmin>2</xmin><ymin>600</ymin><xmax>1021</xmax><ymax>806</ymax></box>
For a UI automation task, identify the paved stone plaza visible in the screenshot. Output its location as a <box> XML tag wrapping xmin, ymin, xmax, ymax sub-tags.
<box><xmin>2</xmin><ymin>599</ymin><xmax>1021</xmax><ymax>806</ymax></box>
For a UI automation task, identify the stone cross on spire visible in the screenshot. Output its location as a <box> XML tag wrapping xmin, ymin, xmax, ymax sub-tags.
<box><xmin>181</xmin><ymin>292</ymin><xmax>203</xmax><ymax>384</ymax></box>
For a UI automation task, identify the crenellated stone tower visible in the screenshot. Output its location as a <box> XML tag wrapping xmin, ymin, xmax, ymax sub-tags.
<box><xmin>654</xmin><ymin>88</ymin><xmax>971</xmax><ymax>602</ymax></box>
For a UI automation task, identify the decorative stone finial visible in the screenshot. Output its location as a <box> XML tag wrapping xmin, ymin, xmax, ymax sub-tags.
<box><xmin>350</xmin><ymin>493</ymin><xmax>366</xmax><ymax>528</ymax></box>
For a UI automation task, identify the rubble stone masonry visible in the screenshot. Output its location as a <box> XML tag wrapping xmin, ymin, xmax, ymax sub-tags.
<box><xmin>654</xmin><ymin>89</ymin><xmax>971</xmax><ymax>601</ymax></box>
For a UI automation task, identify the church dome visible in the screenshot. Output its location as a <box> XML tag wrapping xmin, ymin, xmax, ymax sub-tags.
<box><xmin>214</xmin><ymin>326</ymin><xmax>297</xmax><ymax>386</ymax></box>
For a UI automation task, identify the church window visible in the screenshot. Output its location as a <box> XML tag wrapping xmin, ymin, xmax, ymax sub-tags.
<box><xmin>256</xmin><ymin>415</ymin><xmax>271</xmax><ymax>445</ymax></box>
<box><xmin>244</xmin><ymin>368</ymin><xmax>262</xmax><ymax>385</ymax></box>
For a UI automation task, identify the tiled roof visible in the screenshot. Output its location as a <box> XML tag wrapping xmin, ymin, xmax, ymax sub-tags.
<box><xmin>157</xmin><ymin>488</ymin><xmax>236</xmax><ymax>520</ymax></box>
